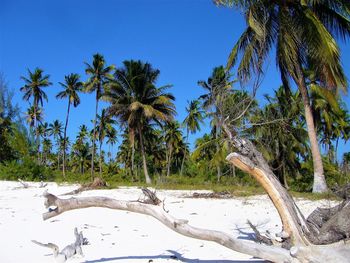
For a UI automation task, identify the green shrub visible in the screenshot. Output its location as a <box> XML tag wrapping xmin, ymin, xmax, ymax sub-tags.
<box><xmin>0</xmin><ymin>157</ymin><xmax>55</xmax><ymax>181</ymax></box>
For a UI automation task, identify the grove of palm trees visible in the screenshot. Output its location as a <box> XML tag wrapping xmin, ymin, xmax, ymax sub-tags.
<box><xmin>1</xmin><ymin>1</ymin><xmax>350</xmax><ymax>262</ymax></box>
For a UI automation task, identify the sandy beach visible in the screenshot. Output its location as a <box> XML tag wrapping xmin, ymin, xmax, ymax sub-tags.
<box><xmin>0</xmin><ymin>181</ymin><xmax>336</xmax><ymax>263</ymax></box>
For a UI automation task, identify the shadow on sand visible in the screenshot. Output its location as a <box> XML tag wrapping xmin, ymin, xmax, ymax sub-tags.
<box><xmin>85</xmin><ymin>249</ymin><xmax>265</xmax><ymax>263</ymax></box>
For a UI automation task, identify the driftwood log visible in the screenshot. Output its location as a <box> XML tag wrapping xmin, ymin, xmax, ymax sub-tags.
<box><xmin>32</xmin><ymin>227</ymin><xmax>85</xmax><ymax>263</ymax></box>
<box><xmin>41</xmin><ymin>135</ymin><xmax>350</xmax><ymax>262</ymax></box>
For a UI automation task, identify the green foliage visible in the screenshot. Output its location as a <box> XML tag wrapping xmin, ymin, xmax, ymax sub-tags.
<box><xmin>290</xmin><ymin>157</ymin><xmax>349</xmax><ymax>192</ymax></box>
<box><xmin>0</xmin><ymin>158</ymin><xmax>55</xmax><ymax>181</ymax></box>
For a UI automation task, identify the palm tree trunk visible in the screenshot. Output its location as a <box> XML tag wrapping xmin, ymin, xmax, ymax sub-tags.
<box><xmin>34</xmin><ymin>105</ymin><xmax>40</xmax><ymax>163</ymax></box>
<box><xmin>57</xmin><ymin>143</ymin><xmax>60</xmax><ymax>170</ymax></box>
<box><xmin>294</xmin><ymin>65</ymin><xmax>327</xmax><ymax>193</ymax></box>
<box><xmin>91</xmin><ymin>91</ymin><xmax>99</xmax><ymax>179</ymax></box>
<box><xmin>99</xmin><ymin>141</ymin><xmax>103</xmax><ymax>176</ymax></box>
<box><xmin>130</xmin><ymin>130</ymin><xmax>135</xmax><ymax>181</ymax></box>
<box><xmin>138</xmin><ymin>126</ymin><xmax>152</xmax><ymax>184</ymax></box>
<box><xmin>62</xmin><ymin>101</ymin><xmax>71</xmax><ymax>178</ymax></box>
<box><xmin>180</xmin><ymin>129</ymin><xmax>189</xmax><ymax>176</ymax></box>
<box><xmin>166</xmin><ymin>145</ymin><xmax>173</xmax><ymax>177</ymax></box>
<box><xmin>215</xmin><ymin>120</ymin><xmax>222</xmax><ymax>183</ymax></box>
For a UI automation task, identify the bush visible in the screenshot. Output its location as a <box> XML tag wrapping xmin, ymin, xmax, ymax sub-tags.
<box><xmin>0</xmin><ymin>157</ymin><xmax>55</xmax><ymax>181</ymax></box>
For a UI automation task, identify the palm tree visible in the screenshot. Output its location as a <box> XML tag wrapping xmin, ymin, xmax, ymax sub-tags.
<box><xmin>42</xmin><ymin>138</ymin><xmax>52</xmax><ymax>165</ymax></box>
<box><xmin>20</xmin><ymin>68</ymin><xmax>52</xmax><ymax>161</ymax></box>
<box><xmin>96</xmin><ymin>109</ymin><xmax>116</xmax><ymax>176</ymax></box>
<box><xmin>250</xmin><ymin>87</ymin><xmax>308</xmax><ymax>188</ymax></box>
<box><xmin>198</xmin><ymin>66</ymin><xmax>233</xmax><ymax>181</ymax></box>
<box><xmin>164</xmin><ymin>121</ymin><xmax>183</xmax><ymax>177</ymax></box>
<box><xmin>105</xmin><ymin>60</ymin><xmax>176</xmax><ymax>184</ymax></box>
<box><xmin>56</xmin><ymin>73</ymin><xmax>83</xmax><ymax>177</ymax></box>
<box><xmin>25</xmin><ymin>106</ymin><xmax>43</xmax><ymax>143</ymax></box>
<box><xmin>77</xmin><ymin>124</ymin><xmax>88</xmax><ymax>143</ymax></box>
<box><xmin>180</xmin><ymin>100</ymin><xmax>204</xmax><ymax>175</ymax></box>
<box><xmin>106</xmin><ymin>126</ymin><xmax>117</xmax><ymax>163</ymax></box>
<box><xmin>37</xmin><ymin>122</ymin><xmax>49</xmax><ymax>163</ymax></box>
<box><xmin>218</xmin><ymin>0</ymin><xmax>350</xmax><ymax>193</ymax></box>
<box><xmin>59</xmin><ymin>136</ymin><xmax>70</xmax><ymax>169</ymax></box>
<box><xmin>48</xmin><ymin>120</ymin><xmax>63</xmax><ymax>170</ymax></box>
<box><xmin>84</xmin><ymin>53</ymin><xmax>114</xmax><ymax>179</ymax></box>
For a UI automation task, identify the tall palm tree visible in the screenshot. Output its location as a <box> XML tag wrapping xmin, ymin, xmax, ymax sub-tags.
<box><xmin>20</xmin><ymin>68</ymin><xmax>52</xmax><ymax>161</ymax></box>
<box><xmin>181</xmin><ymin>100</ymin><xmax>204</xmax><ymax>175</ymax></box>
<box><xmin>96</xmin><ymin>109</ymin><xmax>116</xmax><ymax>176</ymax></box>
<box><xmin>105</xmin><ymin>60</ymin><xmax>176</xmax><ymax>184</ymax></box>
<box><xmin>218</xmin><ymin>0</ymin><xmax>350</xmax><ymax>193</ymax></box>
<box><xmin>84</xmin><ymin>53</ymin><xmax>114</xmax><ymax>179</ymax></box>
<box><xmin>48</xmin><ymin>120</ymin><xmax>63</xmax><ymax>170</ymax></box>
<box><xmin>56</xmin><ymin>73</ymin><xmax>83</xmax><ymax>177</ymax></box>
<box><xmin>198</xmin><ymin>66</ymin><xmax>233</xmax><ymax>181</ymax></box>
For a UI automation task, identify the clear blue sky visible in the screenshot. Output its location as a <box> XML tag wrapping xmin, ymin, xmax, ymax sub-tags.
<box><xmin>1</xmin><ymin>0</ymin><xmax>349</xmax><ymax>159</ymax></box>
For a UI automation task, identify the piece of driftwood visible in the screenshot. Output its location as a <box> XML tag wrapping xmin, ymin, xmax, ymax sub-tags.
<box><xmin>32</xmin><ymin>227</ymin><xmax>85</xmax><ymax>263</ymax></box>
<box><xmin>18</xmin><ymin>179</ymin><xmax>29</xmax><ymax>188</ymax></box>
<box><xmin>61</xmin><ymin>177</ymin><xmax>107</xmax><ymax>196</ymax></box>
<box><xmin>40</xmin><ymin>132</ymin><xmax>350</xmax><ymax>262</ymax></box>
<box><xmin>17</xmin><ymin>179</ymin><xmax>47</xmax><ymax>189</ymax></box>
<box><xmin>191</xmin><ymin>191</ymin><xmax>232</xmax><ymax>199</ymax></box>
<box><xmin>246</xmin><ymin>220</ymin><xmax>273</xmax><ymax>245</ymax></box>
<box><xmin>42</xmin><ymin>191</ymin><xmax>295</xmax><ymax>262</ymax></box>
<box><xmin>41</xmin><ymin>188</ymin><xmax>350</xmax><ymax>263</ymax></box>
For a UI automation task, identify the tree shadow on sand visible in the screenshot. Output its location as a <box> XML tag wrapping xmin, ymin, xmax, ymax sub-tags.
<box><xmin>84</xmin><ymin>249</ymin><xmax>265</xmax><ymax>263</ymax></box>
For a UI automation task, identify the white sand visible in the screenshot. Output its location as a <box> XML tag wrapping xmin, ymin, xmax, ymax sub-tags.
<box><xmin>0</xmin><ymin>180</ymin><xmax>337</xmax><ymax>263</ymax></box>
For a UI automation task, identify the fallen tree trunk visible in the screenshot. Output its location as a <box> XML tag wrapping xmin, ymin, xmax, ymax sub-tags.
<box><xmin>40</xmin><ymin>133</ymin><xmax>350</xmax><ymax>262</ymax></box>
<box><xmin>42</xmin><ymin>191</ymin><xmax>295</xmax><ymax>262</ymax></box>
<box><xmin>42</xmin><ymin>189</ymin><xmax>350</xmax><ymax>263</ymax></box>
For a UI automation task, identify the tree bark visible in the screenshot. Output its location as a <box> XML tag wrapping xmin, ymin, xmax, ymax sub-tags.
<box><xmin>62</xmin><ymin>100</ymin><xmax>71</xmax><ymax>179</ymax></box>
<box><xmin>293</xmin><ymin>64</ymin><xmax>328</xmax><ymax>193</ymax></box>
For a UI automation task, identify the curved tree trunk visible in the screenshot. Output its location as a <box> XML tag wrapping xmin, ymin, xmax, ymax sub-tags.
<box><xmin>138</xmin><ymin>126</ymin><xmax>152</xmax><ymax>184</ymax></box>
<box><xmin>62</xmin><ymin>100</ymin><xmax>71</xmax><ymax>179</ymax></box>
<box><xmin>293</xmin><ymin>65</ymin><xmax>327</xmax><ymax>193</ymax></box>
<box><xmin>91</xmin><ymin>90</ymin><xmax>99</xmax><ymax>179</ymax></box>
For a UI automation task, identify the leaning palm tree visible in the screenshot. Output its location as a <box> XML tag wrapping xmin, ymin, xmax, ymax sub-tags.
<box><xmin>84</xmin><ymin>53</ymin><xmax>114</xmax><ymax>179</ymax></box>
<box><xmin>217</xmin><ymin>0</ymin><xmax>350</xmax><ymax>193</ymax></box>
<box><xmin>105</xmin><ymin>60</ymin><xmax>176</xmax><ymax>184</ymax></box>
<box><xmin>56</xmin><ymin>73</ymin><xmax>83</xmax><ymax>177</ymax></box>
<box><xmin>20</xmin><ymin>68</ymin><xmax>52</xmax><ymax>161</ymax></box>
<box><xmin>180</xmin><ymin>100</ymin><xmax>204</xmax><ymax>175</ymax></box>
